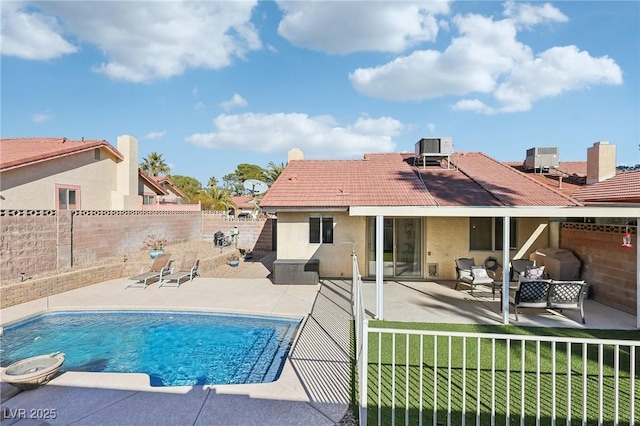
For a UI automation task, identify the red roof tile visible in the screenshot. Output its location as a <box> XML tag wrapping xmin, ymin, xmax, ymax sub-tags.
<box><xmin>260</xmin><ymin>153</ymin><xmax>438</xmax><ymax>209</ymax></box>
<box><xmin>261</xmin><ymin>151</ymin><xmax>582</xmax><ymax>210</ymax></box>
<box><xmin>572</xmin><ymin>170</ymin><xmax>640</xmax><ymax>202</ymax></box>
<box><xmin>231</xmin><ymin>196</ymin><xmax>256</xmax><ymax>209</ymax></box>
<box><xmin>449</xmin><ymin>152</ymin><xmax>582</xmax><ymax>206</ymax></box>
<box><xmin>151</xmin><ymin>176</ymin><xmax>188</xmax><ymax>199</ymax></box>
<box><xmin>557</xmin><ymin>161</ymin><xmax>587</xmax><ymax>178</ymax></box>
<box><xmin>0</xmin><ymin>137</ymin><xmax>123</xmax><ymax>171</ymax></box>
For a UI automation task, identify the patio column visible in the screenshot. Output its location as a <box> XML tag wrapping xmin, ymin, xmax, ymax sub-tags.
<box><xmin>376</xmin><ymin>215</ymin><xmax>384</xmax><ymax>320</ymax></box>
<box><xmin>502</xmin><ymin>215</ymin><xmax>511</xmax><ymax>324</ymax></box>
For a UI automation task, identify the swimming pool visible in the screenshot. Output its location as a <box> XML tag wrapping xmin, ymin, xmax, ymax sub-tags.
<box><xmin>0</xmin><ymin>311</ymin><xmax>300</xmax><ymax>387</ymax></box>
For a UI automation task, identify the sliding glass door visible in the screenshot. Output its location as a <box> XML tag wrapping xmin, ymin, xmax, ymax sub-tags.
<box><xmin>367</xmin><ymin>218</ymin><xmax>422</xmax><ymax>278</ymax></box>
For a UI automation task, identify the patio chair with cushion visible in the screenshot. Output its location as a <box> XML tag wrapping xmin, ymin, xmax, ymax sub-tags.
<box><xmin>125</xmin><ymin>253</ymin><xmax>172</xmax><ymax>289</ymax></box>
<box><xmin>159</xmin><ymin>251</ymin><xmax>200</xmax><ymax>287</ymax></box>
<box><xmin>455</xmin><ymin>257</ymin><xmax>497</xmax><ymax>298</ymax></box>
<box><xmin>509</xmin><ymin>259</ymin><xmax>535</xmax><ymax>282</ymax></box>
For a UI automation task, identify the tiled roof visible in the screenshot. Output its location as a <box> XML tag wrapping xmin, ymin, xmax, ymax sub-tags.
<box><xmin>557</xmin><ymin>161</ymin><xmax>587</xmax><ymax>177</ymax></box>
<box><xmin>151</xmin><ymin>176</ymin><xmax>188</xmax><ymax>199</ymax></box>
<box><xmin>448</xmin><ymin>152</ymin><xmax>582</xmax><ymax>206</ymax></box>
<box><xmin>261</xmin><ymin>151</ymin><xmax>582</xmax><ymax>210</ymax></box>
<box><xmin>0</xmin><ymin>137</ymin><xmax>123</xmax><ymax>171</ymax></box>
<box><xmin>231</xmin><ymin>196</ymin><xmax>256</xmax><ymax>209</ymax></box>
<box><xmin>260</xmin><ymin>153</ymin><xmax>438</xmax><ymax>209</ymax></box>
<box><xmin>139</xmin><ymin>170</ymin><xmax>168</xmax><ymax>195</ymax></box>
<box><xmin>572</xmin><ymin>170</ymin><xmax>640</xmax><ymax>202</ymax></box>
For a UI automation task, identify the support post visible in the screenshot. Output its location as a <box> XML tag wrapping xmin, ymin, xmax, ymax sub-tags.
<box><xmin>502</xmin><ymin>216</ymin><xmax>511</xmax><ymax>324</ymax></box>
<box><xmin>376</xmin><ymin>215</ymin><xmax>384</xmax><ymax>320</ymax></box>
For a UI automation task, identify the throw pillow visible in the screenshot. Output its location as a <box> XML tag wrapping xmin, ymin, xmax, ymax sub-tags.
<box><xmin>471</xmin><ymin>266</ymin><xmax>489</xmax><ymax>279</ymax></box>
<box><xmin>525</xmin><ymin>265</ymin><xmax>545</xmax><ymax>279</ymax></box>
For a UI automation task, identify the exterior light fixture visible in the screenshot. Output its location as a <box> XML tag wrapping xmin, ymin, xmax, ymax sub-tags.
<box><xmin>622</xmin><ymin>227</ymin><xmax>632</xmax><ymax>249</ymax></box>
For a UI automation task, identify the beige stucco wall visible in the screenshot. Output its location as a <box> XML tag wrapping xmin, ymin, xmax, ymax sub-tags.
<box><xmin>275</xmin><ymin>213</ymin><xmax>551</xmax><ymax>280</ymax></box>
<box><xmin>275</xmin><ymin>211</ymin><xmax>367</xmax><ymax>277</ymax></box>
<box><xmin>424</xmin><ymin>217</ymin><xmax>550</xmax><ymax>279</ymax></box>
<box><xmin>0</xmin><ymin>150</ymin><xmax>120</xmax><ymax>210</ymax></box>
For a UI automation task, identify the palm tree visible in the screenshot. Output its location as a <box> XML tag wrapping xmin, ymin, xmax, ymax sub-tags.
<box><xmin>265</xmin><ymin>161</ymin><xmax>285</xmax><ymax>185</ymax></box>
<box><xmin>140</xmin><ymin>152</ymin><xmax>170</xmax><ymax>176</ymax></box>
<box><xmin>207</xmin><ymin>176</ymin><xmax>218</xmax><ymax>189</ymax></box>
<box><xmin>209</xmin><ymin>186</ymin><xmax>234</xmax><ymax>212</ymax></box>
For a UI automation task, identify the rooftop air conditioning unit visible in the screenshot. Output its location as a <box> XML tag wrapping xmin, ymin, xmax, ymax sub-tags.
<box><xmin>524</xmin><ymin>147</ymin><xmax>559</xmax><ymax>171</ymax></box>
<box><xmin>415</xmin><ymin>137</ymin><xmax>454</xmax><ymax>156</ymax></box>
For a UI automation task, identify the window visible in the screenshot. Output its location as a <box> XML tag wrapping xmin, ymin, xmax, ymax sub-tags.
<box><xmin>309</xmin><ymin>215</ymin><xmax>333</xmax><ymax>244</ymax></box>
<box><xmin>143</xmin><ymin>195</ymin><xmax>155</xmax><ymax>205</ymax></box>
<box><xmin>469</xmin><ymin>217</ymin><xmax>516</xmax><ymax>251</ymax></box>
<box><xmin>56</xmin><ymin>185</ymin><xmax>80</xmax><ymax>210</ymax></box>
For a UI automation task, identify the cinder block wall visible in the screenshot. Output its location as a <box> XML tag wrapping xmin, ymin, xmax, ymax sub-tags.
<box><xmin>1</xmin><ymin>210</ymin><xmax>271</xmax><ymax>283</ymax></box>
<box><xmin>201</xmin><ymin>212</ymin><xmax>272</xmax><ymax>252</ymax></box>
<box><xmin>1</xmin><ymin>211</ymin><xmax>59</xmax><ymax>281</ymax></box>
<box><xmin>560</xmin><ymin>223</ymin><xmax>637</xmax><ymax>314</ymax></box>
<box><xmin>71</xmin><ymin>211</ymin><xmax>202</xmax><ymax>264</ymax></box>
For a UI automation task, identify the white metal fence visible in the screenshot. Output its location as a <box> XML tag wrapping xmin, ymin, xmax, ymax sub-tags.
<box><xmin>351</xmin><ymin>255</ymin><xmax>640</xmax><ymax>426</ymax></box>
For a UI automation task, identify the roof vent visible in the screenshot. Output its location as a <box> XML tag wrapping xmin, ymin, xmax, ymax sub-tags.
<box><xmin>524</xmin><ymin>147</ymin><xmax>559</xmax><ymax>172</ymax></box>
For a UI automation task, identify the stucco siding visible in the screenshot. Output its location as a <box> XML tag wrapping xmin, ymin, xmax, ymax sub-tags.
<box><xmin>276</xmin><ymin>212</ymin><xmax>366</xmax><ymax>277</ymax></box>
<box><xmin>0</xmin><ymin>150</ymin><xmax>119</xmax><ymax>210</ymax></box>
<box><xmin>424</xmin><ymin>217</ymin><xmax>550</xmax><ymax>280</ymax></box>
<box><xmin>276</xmin><ymin>214</ymin><xmax>551</xmax><ymax>280</ymax></box>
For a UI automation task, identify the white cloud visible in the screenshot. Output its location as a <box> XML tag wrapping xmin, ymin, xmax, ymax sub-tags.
<box><xmin>186</xmin><ymin>112</ymin><xmax>401</xmax><ymax>158</ymax></box>
<box><xmin>9</xmin><ymin>1</ymin><xmax>261</xmax><ymax>82</ymax></box>
<box><xmin>277</xmin><ymin>1</ymin><xmax>450</xmax><ymax>54</ymax></box>
<box><xmin>145</xmin><ymin>131</ymin><xmax>165</xmax><ymax>140</ymax></box>
<box><xmin>426</xmin><ymin>123</ymin><xmax>436</xmax><ymax>133</ymax></box>
<box><xmin>349</xmin><ymin>2</ymin><xmax>622</xmax><ymax>114</ymax></box>
<box><xmin>1</xmin><ymin>2</ymin><xmax>77</xmax><ymax>60</ymax></box>
<box><xmin>194</xmin><ymin>101</ymin><xmax>206</xmax><ymax>111</ymax></box>
<box><xmin>220</xmin><ymin>94</ymin><xmax>248</xmax><ymax>110</ymax></box>
<box><xmin>31</xmin><ymin>112</ymin><xmax>51</xmax><ymax>123</ymax></box>
<box><xmin>503</xmin><ymin>0</ymin><xmax>568</xmax><ymax>28</ymax></box>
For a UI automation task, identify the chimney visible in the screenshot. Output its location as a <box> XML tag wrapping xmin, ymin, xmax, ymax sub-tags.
<box><xmin>586</xmin><ymin>141</ymin><xmax>616</xmax><ymax>184</ymax></box>
<box><xmin>113</xmin><ymin>135</ymin><xmax>142</xmax><ymax>209</ymax></box>
<box><xmin>288</xmin><ymin>148</ymin><xmax>304</xmax><ymax>162</ymax></box>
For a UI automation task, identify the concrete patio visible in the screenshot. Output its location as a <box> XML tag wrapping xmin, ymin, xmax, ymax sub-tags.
<box><xmin>358</xmin><ymin>278</ymin><xmax>638</xmax><ymax>329</ymax></box>
<box><xmin>1</xmin><ymin>266</ymin><xmax>636</xmax><ymax>425</ymax></box>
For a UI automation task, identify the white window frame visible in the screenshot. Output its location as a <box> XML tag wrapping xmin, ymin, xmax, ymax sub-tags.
<box><xmin>55</xmin><ymin>184</ymin><xmax>80</xmax><ymax>210</ymax></box>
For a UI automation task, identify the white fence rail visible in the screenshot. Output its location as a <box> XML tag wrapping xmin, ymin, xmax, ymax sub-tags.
<box><xmin>351</xmin><ymin>256</ymin><xmax>639</xmax><ymax>425</ymax></box>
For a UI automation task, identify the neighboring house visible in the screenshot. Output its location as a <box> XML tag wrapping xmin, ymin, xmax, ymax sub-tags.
<box><xmin>139</xmin><ymin>171</ymin><xmax>169</xmax><ymax>206</ymax></box>
<box><xmin>508</xmin><ymin>141</ymin><xmax>640</xmax><ymax>207</ymax></box>
<box><xmin>230</xmin><ymin>196</ymin><xmax>259</xmax><ymax>219</ymax></box>
<box><xmin>0</xmin><ymin>135</ymin><xmax>189</xmax><ymax>210</ymax></box>
<box><xmin>149</xmin><ymin>175</ymin><xmax>189</xmax><ymax>205</ymax></box>
<box><xmin>572</xmin><ymin>170</ymin><xmax>640</xmax><ymax>204</ymax></box>
<box><xmin>260</xmin><ymin>142</ymin><xmax>638</xmax><ymax>280</ymax></box>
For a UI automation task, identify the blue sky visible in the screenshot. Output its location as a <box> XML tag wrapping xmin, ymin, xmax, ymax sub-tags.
<box><xmin>2</xmin><ymin>1</ymin><xmax>638</xmax><ymax>186</ymax></box>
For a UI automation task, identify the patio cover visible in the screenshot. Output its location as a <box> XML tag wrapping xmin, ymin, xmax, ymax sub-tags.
<box><xmin>349</xmin><ymin>205</ymin><xmax>640</xmax><ymax>328</ymax></box>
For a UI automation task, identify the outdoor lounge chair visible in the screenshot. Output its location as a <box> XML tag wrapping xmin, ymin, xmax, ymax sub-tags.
<box><xmin>125</xmin><ymin>253</ymin><xmax>172</xmax><ymax>289</ymax></box>
<box><xmin>455</xmin><ymin>257</ymin><xmax>497</xmax><ymax>298</ymax></box>
<box><xmin>159</xmin><ymin>251</ymin><xmax>199</xmax><ymax>287</ymax></box>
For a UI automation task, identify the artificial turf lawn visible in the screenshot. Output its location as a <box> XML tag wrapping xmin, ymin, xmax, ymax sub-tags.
<box><xmin>363</xmin><ymin>322</ymin><xmax>640</xmax><ymax>425</ymax></box>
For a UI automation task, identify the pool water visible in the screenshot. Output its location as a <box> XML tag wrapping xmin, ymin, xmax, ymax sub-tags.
<box><xmin>0</xmin><ymin>311</ymin><xmax>300</xmax><ymax>387</ymax></box>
